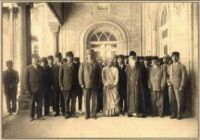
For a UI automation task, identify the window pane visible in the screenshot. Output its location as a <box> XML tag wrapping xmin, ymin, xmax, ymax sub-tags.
<box><xmin>99</xmin><ymin>33</ymin><xmax>108</xmax><ymax>41</ymax></box>
<box><xmin>90</xmin><ymin>34</ymin><xmax>98</xmax><ymax>41</ymax></box>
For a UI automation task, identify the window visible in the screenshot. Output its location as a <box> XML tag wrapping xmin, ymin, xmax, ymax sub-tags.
<box><xmin>89</xmin><ymin>31</ymin><xmax>117</xmax><ymax>42</ymax></box>
<box><xmin>161</xmin><ymin>6</ymin><xmax>167</xmax><ymax>26</ymax></box>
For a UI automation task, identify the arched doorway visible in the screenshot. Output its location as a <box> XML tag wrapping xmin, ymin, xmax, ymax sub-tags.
<box><xmin>80</xmin><ymin>20</ymin><xmax>129</xmax><ymax>61</ymax></box>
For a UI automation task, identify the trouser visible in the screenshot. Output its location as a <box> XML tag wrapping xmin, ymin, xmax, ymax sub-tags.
<box><xmin>163</xmin><ymin>86</ymin><xmax>170</xmax><ymax>115</ymax></box>
<box><xmin>53</xmin><ymin>85</ymin><xmax>62</xmax><ymax>115</ymax></box>
<box><xmin>60</xmin><ymin>91</ymin><xmax>65</xmax><ymax>114</ymax></box>
<box><xmin>84</xmin><ymin>88</ymin><xmax>98</xmax><ymax>117</ymax></box>
<box><xmin>4</xmin><ymin>87</ymin><xmax>17</xmax><ymax>113</ymax></box>
<box><xmin>151</xmin><ymin>91</ymin><xmax>163</xmax><ymax>116</ymax></box>
<box><xmin>43</xmin><ymin>87</ymin><xmax>51</xmax><ymax>115</ymax></box>
<box><xmin>30</xmin><ymin>91</ymin><xmax>43</xmax><ymax>119</ymax></box>
<box><xmin>143</xmin><ymin>87</ymin><xmax>151</xmax><ymax>114</ymax></box>
<box><xmin>169</xmin><ymin>86</ymin><xmax>184</xmax><ymax>117</ymax></box>
<box><xmin>119</xmin><ymin>88</ymin><xmax>127</xmax><ymax>113</ymax></box>
<box><xmin>76</xmin><ymin>89</ymin><xmax>83</xmax><ymax>111</ymax></box>
<box><xmin>97</xmin><ymin>87</ymin><xmax>103</xmax><ymax>112</ymax></box>
<box><xmin>63</xmin><ymin>90</ymin><xmax>76</xmax><ymax>115</ymax></box>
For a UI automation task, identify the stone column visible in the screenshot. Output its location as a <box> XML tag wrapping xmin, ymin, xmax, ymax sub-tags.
<box><xmin>48</xmin><ymin>22</ymin><xmax>60</xmax><ymax>53</ymax></box>
<box><xmin>17</xmin><ymin>3</ymin><xmax>32</xmax><ymax>114</ymax></box>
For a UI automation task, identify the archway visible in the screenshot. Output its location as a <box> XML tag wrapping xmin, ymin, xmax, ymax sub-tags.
<box><xmin>80</xmin><ymin>19</ymin><xmax>129</xmax><ymax>61</ymax></box>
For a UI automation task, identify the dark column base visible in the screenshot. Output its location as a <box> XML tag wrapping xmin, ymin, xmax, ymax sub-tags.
<box><xmin>17</xmin><ymin>94</ymin><xmax>30</xmax><ymax>115</ymax></box>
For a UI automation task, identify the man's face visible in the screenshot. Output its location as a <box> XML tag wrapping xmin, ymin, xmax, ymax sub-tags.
<box><xmin>117</xmin><ymin>58</ymin><xmax>123</xmax><ymax>65</ymax></box>
<box><xmin>40</xmin><ymin>62</ymin><xmax>45</xmax><ymax>67</ymax></box>
<box><xmin>107</xmin><ymin>58</ymin><xmax>113</xmax><ymax>66</ymax></box>
<box><xmin>172</xmin><ymin>55</ymin><xmax>179</xmax><ymax>62</ymax></box>
<box><xmin>7</xmin><ymin>63</ymin><xmax>13</xmax><ymax>70</ymax></box>
<box><xmin>144</xmin><ymin>60</ymin><xmax>148</xmax><ymax>66</ymax></box>
<box><xmin>32</xmin><ymin>58</ymin><xmax>39</xmax><ymax>65</ymax></box>
<box><xmin>87</xmin><ymin>54</ymin><xmax>93</xmax><ymax>61</ymax></box>
<box><xmin>67</xmin><ymin>56</ymin><xmax>73</xmax><ymax>63</ymax></box>
<box><xmin>47</xmin><ymin>59</ymin><xmax>53</xmax><ymax>65</ymax></box>
<box><xmin>163</xmin><ymin>58</ymin><xmax>168</xmax><ymax>64</ymax></box>
<box><xmin>152</xmin><ymin>60</ymin><xmax>157</xmax><ymax>66</ymax></box>
<box><xmin>55</xmin><ymin>57</ymin><xmax>61</xmax><ymax>63</ymax></box>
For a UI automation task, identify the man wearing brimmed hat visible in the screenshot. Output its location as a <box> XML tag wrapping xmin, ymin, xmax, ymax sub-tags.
<box><xmin>24</xmin><ymin>54</ymin><xmax>44</xmax><ymax>121</ymax></box>
<box><xmin>52</xmin><ymin>52</ymin><xmax>64</xmax><ymax>116</ymax></box>
<box><xmin>79</xmin><ymin>49</ymin><xmax>101</xmax><ymax>119</ymax></box>
<box><xmin>148</xmin><ymin>56</ymin><xmax>167</xmax><ymax>117</ymax></box>
<box><xmin>3</xmin><ymin>60</ymin><xmax>19</xmax><ymax>115</ymax></box>
<box><xmin>59</xmin><ymin>51</ymin><xmax>79</xmax><ymax>119</ymax></box>
<box><xmin>167</xmin><ymin>51</ymin><xmax>187</xmax><ymax>119</ymax></box>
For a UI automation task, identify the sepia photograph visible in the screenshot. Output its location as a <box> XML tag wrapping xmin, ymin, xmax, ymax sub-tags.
<box><xmin>0</xmin><ymin>1</ymin><xmax>199</xmax><ymax>139</ymax></box>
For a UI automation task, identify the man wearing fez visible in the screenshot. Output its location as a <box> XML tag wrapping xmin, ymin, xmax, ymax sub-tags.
<box><xmin>52</xmin><ymin>52</ymin><xmax>64</xmax><ymax>116</ymax></box>
<box><xmin>24</xmin><ymin>54</ymin><xmax>44</xmax><ymax>121</ymax></box>
<box><xmin>141</xmin><ymin>56</ymin><xmax>151</xmax><ymax>115</ymax></box>
<box><xmin>148</xmin><ymin>57</ymin><xmax>167</xmax><ymax>117</ymax></box>
<box><xmin>79</xmin><ymin>49</ymin><xmax>101</xmax><ymax>119</ymax></box>
<box><xmin>40</xmin><ymin>57</ymin><xmax>53</xmax><ymax>116</ymax></box>
<box><xmin>126</xmin><ymin>51</ymin><xmax>146</xmax><ymax>117</ymax></box>
<box><xmin>59</xmin><ymin>51</ymin><xmax>79</xmax><ymax>119</ymax></box>
<box><xmin>167</xmin><ymin>52</ymin><xmax>187</xmax><ymax>119</ymax></box>
<box><xmin>3</xmin><ymin>60</ymin><xmax>19</xmax><ymax>115</ymax></box>
<box><xmin>116</xmin><ymin>54</ymin><xmax>127</xmax><ymax>115</ymax></box>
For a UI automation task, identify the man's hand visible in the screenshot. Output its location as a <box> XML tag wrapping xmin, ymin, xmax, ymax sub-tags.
<box><xmin>179</xmin><ymin>86</ymin><xmax>183</xmax><ymax>92</ymax></box>
<box><xmin>80</xmin><ymin>84</ymin><xmax>84</xmax><ymax>88</ymax></box>
<box><xmin>60</xmin><ymin>86</ymin><xmax>64</xmax><ymax>91</ymax></box>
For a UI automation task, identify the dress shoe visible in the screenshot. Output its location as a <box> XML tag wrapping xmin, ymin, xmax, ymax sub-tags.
<box><xmin>170</xmin><ymin>115</ymin><xmax>176</xmax><ymax>119</ymax></box>
<box><xmin>177</xmin><ymin>116</ymin><xmax>182</xmax><ymax>120</ymax></box>
<box><xmin>85</xmin><ymin>116</ymin><xmax>90</xmax><ymax>120</ymax></box>
<box><xmin>92</xmin><ymin>116</ymin><xmax>97</xmax><ymax>119</ymax></box>
<box><xmin>54</xmin><ymin>113</ymin><xmax>59</xmax><ymax>117</ymax></box>
<box><xmin>30</xmin><ymin>118</ymin><xmax>35</xmax><ymax>121</ymax></box>
<box><xmin>37</xmin><ymin>117</ymin><xmax>45</xmax><ymax>120</ymax></box>
<box><xmin>127</xmin><ymin>114</ymin><xmax>133</xmax><ymax>117</ymax></box>
<box><xmin>71</xmin><ymin>114</ymin><xmax>78</xmax><ymax>118</ymax></box>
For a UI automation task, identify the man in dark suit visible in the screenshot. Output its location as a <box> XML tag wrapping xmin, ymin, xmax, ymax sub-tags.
<box><xmin>47</xmin><ymin>55</ymin><xmax>55</xmax><ymax>112</ymax></box>
<box><xmin>59</xmin><ymin>51</ymin><xmax>79</xmax><ymax>119</ymax></box>
<box><xmin>74</xmin><ymin>57</ymin><xmax>82</xmax><ymax>113</ymax></box>
<box><xmin>79</xmin><ymin>49</ymin><xmax>101</xmax><ymax>119</ymax></box>
<box><xmin>52</xmin><ymin>52</ymin><xmax>64</xmax><ymax>116</ymax></box>
<box><xmin>141</xmin><ymin>56</ymin><xmax>151</xmax><ymax>115</ymax></box>
<box><xmin>116</xmin><ymin>55</ymin><xmax>127</xmax><ymax>115</ymax></box>
<box><xmin>24</xmin><ymin>54</ymin><xmax>44</xmax><ymax>121</ymax></box>
<box><xmin>40</xmin><ymin>57</ymin><xmax>53</xmax><ymax>116</ymax></box>
<box><xmin>167</xmin><ymin>52</ymin><xmax>187</xmax><ymax>119</ymax></box>
<box><xmin>3</xmin><ymin>60</ymin><xmax>19</xmax><ymax>115</ymax></box>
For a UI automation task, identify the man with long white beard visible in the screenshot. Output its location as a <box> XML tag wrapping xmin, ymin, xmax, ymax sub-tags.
<box><xmin>126</xmin><ymin>51</ymin><xmax>146</xmax><ymax>117</ymax></box>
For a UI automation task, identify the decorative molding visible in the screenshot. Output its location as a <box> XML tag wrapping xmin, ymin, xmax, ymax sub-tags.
<box><xmin>173</xmin><ymin>3</ymin><xmax>184</xmax><ymax>16</ymax></box>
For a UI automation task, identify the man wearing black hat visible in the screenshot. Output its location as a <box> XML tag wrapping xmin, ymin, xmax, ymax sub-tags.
<box><xmin>59</xmin><ymin>51</ymin><xmax>79</xmax><ymax>119</ymax></box>
<box><xmin>148</xmin><ymin>57</ymin><xmax>167</xmax><ymax>117</ymax></box>
<box><xmin>24</xmin><ymin>54</ymin><xmax>44</xmax><ymax>121</ymax></box>
<box><xmin>116</xmin><ymin>54</ymin><xmax>127</xmax><ymax>115</ymax></box>
<box><xmin>3</xmin><ymin>60</ymin><xmax>19</xmax><ymax>115</ymax></box>
<box><xmin>79</xmin><ymin>49</ymin><xmax>101</xmax><ymax>119</ymax></box>
<box><xmin>52</xmin><ymin>52</ymin><xmax>64</xmax><ymax>116</ymax></box>
<box><xmin>126</xmin><ymin>51</ymin><xmax>146</xmax><ymax>117</ymax></box>
<box><xmin>40</xmin><ymin>57</ymin><xmax>53</xmax><ymax>116</ymax></box>
<box><xmin>167</xmin><ymin>52</ymin><xmax>187</xmax><ymax>119</ymax></box>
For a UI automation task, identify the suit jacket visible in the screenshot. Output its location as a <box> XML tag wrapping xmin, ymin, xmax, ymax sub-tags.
<box><xmin>24</xmin><ymin>64</ymin><xmax>44</xmax><ymax>93</ymax></box>
<box><xmin>42</xmin><ymin>65</ymin><xmax>53</xmax><ymax>87</ymax></box>
<box><xmin>116</xmin><ymin>64</ymin><xmax>127</xmax><ymax>90</ymax></box>
<box><xmin>3</xmin><ymin>69</ymin><xmax>19</xmax><ymax>90</ymax></box>
<box><xmin>148</xmin><ymin>65</ymin><xmax>167</xmax><ymax>91</ymax></box>
<box><xmin>78</xmin><ymin>61</ymin><xmax>101</xmax><ymax>89</ymax></box>
<box><xmin>52</xmin><ymin>63</ymin><xmax>61</xmax><ymax>88</ymax></box>
<box><xmin>167</xmin><ymin>62</ymin><xmax>187</xmax><ymax>89</ymax></box>
<box><xmin>59</xmin><ymin>62</ymin><xmax>79</xmax><ymax>91</ymax></box>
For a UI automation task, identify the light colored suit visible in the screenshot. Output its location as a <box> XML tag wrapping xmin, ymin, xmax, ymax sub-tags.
<box><xmin>148</xmin><ymin>65</ymin><xmax>167</xmax><ymax>116</ymax></box>
<box><xmin>167</xmin><ymin>62</ymin><xmax>187</xmax><ymax>117</ymax></box>
<box><xmin>78</xmin><ymin>61</ymin><xmax>101</xmax><ymax>117</ymax></box>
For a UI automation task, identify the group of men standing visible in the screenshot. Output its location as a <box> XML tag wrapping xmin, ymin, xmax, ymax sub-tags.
<box><xmin>2</xmin><ymin>49</ymin><xmax>187</xmax><ymax>121</ymax></box>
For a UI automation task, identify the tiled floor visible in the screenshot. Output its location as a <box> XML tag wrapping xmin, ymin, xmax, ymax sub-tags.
<box><xmin>2</xmin><ymin>112</ymin><xmax>198</xmax><ymax>139</ymax></box>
